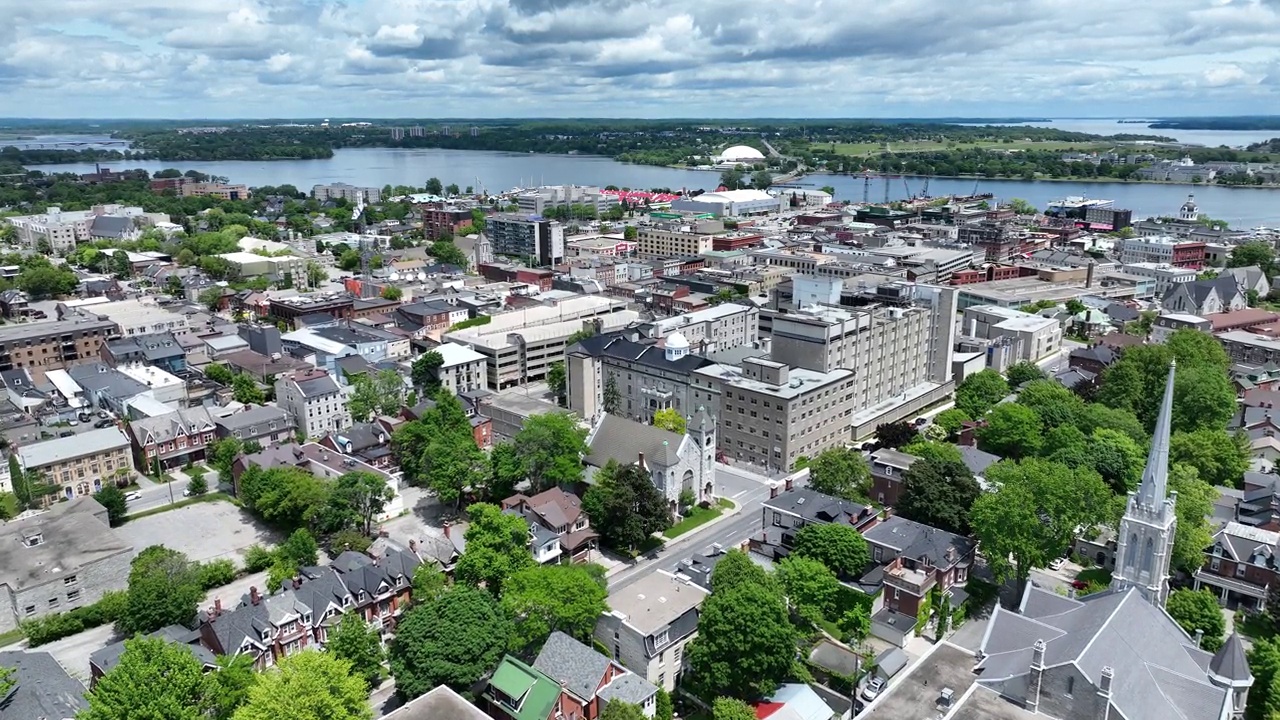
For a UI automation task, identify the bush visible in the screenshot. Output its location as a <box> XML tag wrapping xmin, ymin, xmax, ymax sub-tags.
<box><xmin>329</xmin><ymin>529</ymin><xmax>373</xmax><ymax>555</ymax></box>
<box><xmin>244</xmin><ymin>544</ymin><xmax>274</xmax><ymax>573</ymax></box>
<box><xmin>22</xmin><ymin>590</ymin><xmax>128</xmax><ymax>646</ymax></box>
<box><xmin>196</xmin><ymin>559</ymin><xmax>238</xmax><ymax>590</ymax></box>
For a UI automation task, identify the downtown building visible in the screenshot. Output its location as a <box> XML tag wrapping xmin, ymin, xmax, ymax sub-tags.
<box><xmin>487</xmin><ymin>214</ymin><xmax>566</xmax><ymax>266</ymax></box>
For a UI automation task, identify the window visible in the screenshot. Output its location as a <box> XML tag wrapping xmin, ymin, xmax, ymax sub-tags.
<box><xmin>658</xmin><ymin>672</ymin><xmax>666</xmax><ymax>688</ymax></box>
<box><xmin>1065</xmin><ymin>676</ymin><xmax>1074</xmax><ymax>697</ymax></box>
<box><xmin>655</xmin><ymin>630</ymin><xmax>669</xmax><ymax>647</ymax></box>
<box><xmin>24</xmin><ymin>605</ymin><xmax>35</xmax><ymax>616</ymax></box>
<box><xmin>64</xmin><ymin>575</ymin><xmax>77</xmax><ymax>586</ymax></box>
<box><xmin>48</xmin><ymin>598</ymin><xmax>60</xmax><ymax>608</ymax></box>
<box><xmin>1236</xmin><ymin>563</ymin><xmax>1247</xmax><ymax>578</ymax></box>
<box><xmin>67</xmin><ymin>589</ymin><xmax>80</xmax><ymax>601</ymax></box>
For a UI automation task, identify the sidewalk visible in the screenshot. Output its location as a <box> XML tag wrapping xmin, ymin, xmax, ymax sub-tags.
<box><xmin>603</xmin><ymin>498</ymin><xmax>742</xmax><ymax>579</ymax></box>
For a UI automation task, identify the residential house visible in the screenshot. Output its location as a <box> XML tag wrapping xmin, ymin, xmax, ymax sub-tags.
<box><xmin>502</xmin><ymin>487</ymin><xmax>599</xmax><ymax>564</ymax></box>
<box><xmin>231</xmin><ymin>442</ymin><xmax>404</xmax><ymax>519</ymax></box>
<box><xmin>16</xmin><ymin>426</ymin><xmax>133</xmax><ymax>501</ymax></box>
<box><xmin>868</xmin><ymin>448</ymin><xmax>919</xmax><ymax>507</ymax></box>
<box><xmin>0</xmin><ymin>650</ymin><xmax>89</xmax><ymax>720</ymax></box>
<box><xmin>1192</xmin><ymin>521</ymin><xmax>1277</xmax><ymax>611</ymax></box>
<box><xmin>90</xmin><ymin>625</ymin><xmax>217</xmax><ymax>685</ymax></box>
<box><xmin>275</xmin><ymin>368</ymin><xmax>351</xmax><ymax>439</ymax></box>
<box><xmin>198</xmin><ymin>568</ymin><xmax>353</xmax><ymax>670</ymax></box>
<box><xmin>1068</xmin><ymin>344</ymin><xmax>1121</xmax><ymax>377</ymax></box>
<box><xmin>862</xmin><ymin>516</ymin><xmax>976</xmax><ymax>644</ymax></box>
<box><xmin>487</xmin><ymin>631</ymin><xmax>658</xmax><ymax>720</ymax></box>
<box><xmin>594</xmin><ymin>570</ymin><xmax>710</xmax><ymax>691</ymax></box>
<box><xmin>749</xmin><ymin>480</ymin><xmax>880</xmax><ymax>563</ymax></box>
<box><xmin>1225</xmin><ymin>265</ymin><xmax>1271</xmax><ymax>298</ymax></box>
<box><xmin>426</xmin><ymin>342</ymin><xmax>488</xmax><ymax>394</ymax></box>
<box><xmin>0</xmin><ymin>289</ymin><xmax>29</xmax><ymax>319</ymax></box>
<box><xmin>323</xmin><ymin>543</ymin><xmax>419</xmax><ymax>634</ymax></box>
<box><xmin>214</xmin><ymin>404</ymin><xmax>295</xmax><ymax>446</ymax></box>
<box><xmin>127</xmin><ymin>406</ymin><xmax>217</xmax><ymax>471</ymax></box>
<box><xmin>1161</xmin><ymin>275</ymin><xmax>1246</xmax><ymax>316</ymax></box>
<box><xmin>100</xmin><ymin>332</ymin><xmax>187</xmax><ymax>374</ymax></box>
<box><xmin>319</xmin><ymin>422</ymin><xmax>395</xmax><ymax>473</ymax></box>
<box><xmin>0</xmin><ymin>497</ymin><xmax>133</xmax><ymax>634</ymax></box>
<box><xmin>384</xmin><ymin>685</ymin><xmax>490</xmax><ymax>720</ymax></box>
<box><xmin>1</xmin><ymin>367</ymin><xmax>48</xmax><ymax>414</ymax></box>
<box><xmin>753</xmin><ymin>684</ymin><xmax>841</xmax><ymax>720</ymax></box>
<box><xmin>583</xmin><ymin>410</ymin><xmax>716</xmax><ymax>507</ymax></box>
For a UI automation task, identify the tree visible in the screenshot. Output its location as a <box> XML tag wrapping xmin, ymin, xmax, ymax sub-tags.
<box><xmin>710</xmin><ymin>548</ymin><xmax>779</xmax><ymax>594</ymax></box>
<box><xmin>1006</xmin><ymin>361</ymin><xmax>1047</xmax><ymax>387</ymax></box>
<box><xmin>424</xmin><ymin>177</ymin><xmax>444</xmax><ymax>196</ymax></box>
<box><xmin>601</xmin><ymin>700</ymin><xmax>648</xmax><ymax>720</ymax></box>
<box><xmin>1228</xmin><ymin>240</ymin><xmax>1277</xmax><ymax>276</ymax></box>
<box><xmin>94</xmin><ymin>484</ymin><xmax>128</xmax><ymax>527</ymax></box>
<box><xmin>1077</xmin><ymin>403</ymin><xmax>1147</xmax><ymax>444</ymax></box>
<box><xmin>381</xmin><ymin>285</ymin><xmax>403</xmax><ymax>301</ymax></box>
<box><xmin>514</xmin><ymin>412</ymin><xmax>588</xmax><ymax>491</ymax></box>
<box><xmin>652</xmin><ymin>407</ymin><xmax>686</xmax><ymax>434</ymax></box>
<box><xmin>487</xmin><ymin>442</ymin><xmax>524</xmax><ymax>501</ymax></box>
<box><xmin>0</xmin><ymin>492</ymin><xmax>18</xmax><ymax>521</ymax></box>
<box><xmin>1173</xmin><ymin>364</ymin><xmax>1238</xmax><ymax>433</ymax></box>
<box><xmin>776</xmin><ymin>556</ymin><xmax>840</xmax><ymax>626</ymax></box>
<box><xmin>582</xmin><ymin>461</ymin><xmax>671</xmax><ymax>551</ymax></box>
<box><xmin>1169</xmin><ymin>464</ymin><xmax>1216</xmax><ymax>574</ymax></box>
<box><xmin>199</xmin><ymin>287</ymin><xmax>227</xmax><ymax>311</ymax></box>
<box><xmin>793</xmin><ymin>522</ymin><xmax>870</xmax><ymax>578</ymax></box>
<box><xmin>546</xmin><ymin>361</ymin><xmax>567</xmax><ymax>404</ymax></box>
<box><xmin>807</xmin><ymin>446</ymin><xmax>871</xmax><ymax>501</ymax></box>
<box><xmin>688</xmin><ymin>582</ymin><xmax>797</xmax><ymax>699</ymax></box>
<box><xmin>970</xmin><ymin>459</ymin><xmax>1111</xmax><ymax>604</ymax></box>
<box><xmin>751</xmin><ymin>169</ymin><xmax>773</xmax><ymax>190</ymax></box>
<box><xmin>279</xmin><ymin>528</ymin><xmax>320</xmax><ymax>567</ymax></box>
<box><xmin>1007</xmin><ymin>198</ymin><xmax>1037</xmax><ymax>216</ymax></box>
<box><xmin>325</xmin><ymin>613</ymin><xmax>385</xmax><ymax>690</ymax></box>
<box><xmin>1269</xmin><ymin>581</ymin><xmax>1280</xmax><ymax>634</ymax></box>
<box><xmin>1089</xmin><ymin>428</ymin><xmax>1145</xmax><ymax>493</ymax></box>
<box><xmin>875</xmin><ymin>420</ymin><xmax>918</xmax><ymax>449</ymax></box>
<box><xmin>1016</xmin><ymin>380</ymin><xmax>1083</xmax><ymax>431</ymax></box>
<box><xmin>454</xmin><ymin>503</ymin><xmax>535</xmax><ymax>596</ymax></box>
<box><xmin>1165</xmin><ymin>589</ymin><xmax>1226</xmax><ymax>652</ymax></box>
<box><xmin>412</xmin><ymin>563</ymin><xmax>448</xmax><ymax>602</ymax></box>
<box><xmin>119</xmin><ymin>545</ymin><xmax>203</xmax><ymax>636</ymax></box>
<box><xmin>306</xmin><ymin>261</ymin><xmax>327</xmax><ymax>288</ymax></box>
<box><xmin>896</xmin><ymin>457</ymin><xmax>981</xmax><ymax>534</ymax></box>
<box><xmin>934</xmin><ymin>408</ymin><xmax>970</xmax><ymax>437</ymax></box>
<box><xmin>206</xmin><ymin>653</ymin><xmax>257</xmax><ymax>720</ymax></box>
<box><xmin>81</xmin><ymin>637</ymin><xmax>209</xmax><ymax>720</ymax></box>
<box><xmin>324</xmin><ymin>471</ymin><xmax>394</xmax><ymax>536</ymax></box>
<box><xmin>501</xmin><ymin>564</ymin><xmax>608</xmax><ymax>651</ymax></box>
<box><xmin>347</xmin><ymin>374</ymin><xmax>380</xmax><ymax>423</ymax></box>
<box><xmin>187</xmin><ymin>474</ymin><xmax>208</xmax><ymax>497</ymax></box>
<box><xmin>389</xmin><ymin>585</ymin><xmax>512</xmax><ymax>699</ymax></box>
<box><xmin>410</xmin><ymin>350</ymin><xmax>443</xmax><ymax>392</ymax></box>
<box><xmin>232</xmin><ymin>650</ymin><xmax>370</xmax><ymax>720</ymax></box>
<box><xmin>840</xmin><ymin>605</ymin><xmax>871</xmax><ymax>644</ymax></box>
<box><xmin>955</xmin><ymin>370</ymin><xmax>1009</xmax><ymax>417</ymax></box>
<box><xmin>719</xmin><ymin>168</ymin><xmax>744</xmax><ymax>190</ymax></box>
<box><xmin>1249</xmin><ymin>637</ymin><xmax>1280</xmax><ymax>720</ymax></box>
<box><xmin>602</xmin><ymin>376</ymin><xmax>621</xmax><ymax>415</ymax></box>
<box><xmin>976</xmin><ymin>403</ymin><xmax>1042</xmax><ymax>459</ymax></box>
<box><xmin>231</xmin><ymin>373</ymin><xmax>265</xmax><ymax>404</ymax></box>
<box><xmin>712</xmin><ymin>698</ymin><xmax>758</xmax><ymax>720</ymax></box>
<box><xmin>205</xmin><ymin>362</ymin><xmax>235</xmax><ymax>385</ymax></box>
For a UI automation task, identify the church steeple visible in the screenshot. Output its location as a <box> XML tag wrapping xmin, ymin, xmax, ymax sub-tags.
<box><xmin>1111</xmin><ymin>361</ymin><xmax>1179</xmax><ymax>607</ymax></box>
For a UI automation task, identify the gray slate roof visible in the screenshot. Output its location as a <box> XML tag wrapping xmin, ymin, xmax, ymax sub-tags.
<box><xmin>597</xmin><ymin>672</ymin><xmax>659</xmax><ymax>706</ymax></box>
<box><xmin>90</xmin><ymin>215</ymin><xmax>133</xmax><ymax>238</ymax></box>
<box><xmin>978</xmin><ymin>586</ymin><xmax>1229</xmax><ymax>720</ymax></box>
<box><xmin>863</xmin><ymin>516</ymin><xmax>975</xmax><ymax>569</ymax></box>
<box><xmin>1209</xmin><ymin>633</ymin><xmax>1251</xmax><ymax>683</ymax></box>
<box><xmin>533</xmin><ymin>631</ymin><xmax>612</xmax><ymax>701</ymax></box>
<box><xmin>215</xmin><ymin>404</ymin><xmax>293</xmax><ymax>434</ymax></box>
<box><xmin>0</xmin><ymin>650</ymin><xmax>87</xmax><ymax>720</ymax></box>
<box><xmin>89</xmin><ymin>624</ymin><xmax>217</xmax><ymax>674</ymax></box>
<box><xmin>383</xmin><ymin>684</ymin><xmax>490</xmax><ymax>720</ymax></box>
<box><xmin>585</xmin><ymin>413</ymin><xmax>685</xmax><ymax>469</ymax></box>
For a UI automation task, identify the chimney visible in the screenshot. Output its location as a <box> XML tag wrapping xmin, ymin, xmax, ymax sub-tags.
<box><xmin>250</xmin><ymin>586</ymin><xmax>260</xmax><ymax>605</ymax></box>
<box><xmin>784</xmin><ymin>476</ymin><xmax>794</xmax><ymax>492</ymax></box>
<box><xmin>637</xmin><ymin>452</ymin><xmax>646</xmax><ymax>470</ymax></box>
<box><xmin>1098</xmin><ymin>666</ymin><xmax>1114</xmax><ymax>720</ymax></box>
<box><xmin>1027</xmin><ymin>639</ymin><xmax>1046</xmax><ymax>713</ymax></box>
<box><xmin>409</xmin><ymin>538</ymin><xmax>417</xmax><ymax>552</ymax></box>
<box><xmin>443</xmin><ymin>523</ymin><xmax>450</xmax><ymax>538</ymax></box>
<box><xmin>1086</xmin><ymin>261</ymin><xmax>1096</xmax><ymax>289</ymax></box>
<box><xmin>214</xmin><ymin>598</ymin><xmax>222</xmax><ymax>616</ymax></box>
<box><xmin>769</xmin><ymin>482</ymin><xmax>780</xmax><ymax>499</ymax></box>
<box><xmin>1195</xmin><ymin>629</ymin><xmax>1204</xmax><ymax>648</ymax></box>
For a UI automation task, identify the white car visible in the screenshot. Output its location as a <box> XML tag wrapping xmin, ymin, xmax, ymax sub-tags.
<box><xmin>125</xmin><ymin>492</ymin><xmax>142</xmax><ymax>501</ymax></box>
<box><xmin>1049</xmin><ymin>557</ymin><xmax>1067</xmax><ymax>571</ymax></box>
<box><xmin>861</xmin><ymin>677</ymin><xmax>886</xmax><ymax>702</ymax></box>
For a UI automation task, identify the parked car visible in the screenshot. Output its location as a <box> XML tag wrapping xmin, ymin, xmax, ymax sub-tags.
<box><xmin>97</xmin><ymin>410</ymin><xmax>109</xmax><ymax>419</ymax></box>
<box><xmin>1048</xmin><ymin>557</ymin><xmax>1066</xmax><ymax>571</ymax></box>
<box><xmin>861</xmin><ymin>677</ymin><xmax>886</xmax><ymax>702</ymax></box>
<box><xmin>58</xmin><ymin>430</ymin><xmax>74</xmax><ymax>438</ymax></box>
<box><xmin>125</xmin><ymin>492</ymin><xmax>142</xmax><ymax>501</ymax></box>
<box><xmin>1071</xmin><ymin>579</ymin><xmax>1089</xmax><ymax>590</ymax></box>
<box><xmin>94</xmin><ymin>418</ymin><xmax>114</xmax><ymax>428</ymax></box>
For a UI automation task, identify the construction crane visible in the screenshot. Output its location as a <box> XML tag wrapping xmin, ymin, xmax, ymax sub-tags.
<box><xmin>922</xmin><ymin>177</ymin><xmax>930</xmax><ymax>198</ymax></box>
<box><xmin>475</xmin><ymin>176</ymin><xmax>486</xmax><ymax>197</ymax></box>
<box><xmin>862</xmin><ymin>173</ymin><xmax>870</xmax><ymax>204</ymax></box>
<box><xmin>903</xmin><ymin>177</ymin><xmax>912</xmax><ymax>199</ymax></box>
<box><xmin>882</xmin><ymin>175</ymin><xmax>890</xmax><ymax>204</ymax></box>
<box><xmin>972</xmin><ymin>179</ymin><xmax>980</xmax><ymax>196</ymax></box>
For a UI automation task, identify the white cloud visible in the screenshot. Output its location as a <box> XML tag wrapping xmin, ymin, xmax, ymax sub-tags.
<box><xmin>0</xmin><ymin>0</ymin><xmax>1276</xmax><ymax>116</ymax></box>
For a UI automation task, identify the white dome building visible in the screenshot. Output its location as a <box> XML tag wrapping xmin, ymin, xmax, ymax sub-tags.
<box><xmin>664</xmin><ymin>331</ymin><xmax>690</xmax><ymax>361</ymax></box>
<box><xmin>713</xmin><ymin>145</ymin><xmax>767</xmax><ymax>169</ymax></box>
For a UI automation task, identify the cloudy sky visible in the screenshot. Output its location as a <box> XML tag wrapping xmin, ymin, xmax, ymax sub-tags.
<box><xmin>2</xmin><ymin>0</ymin><xmax>1279</xmax><ymax>119</ymax></box>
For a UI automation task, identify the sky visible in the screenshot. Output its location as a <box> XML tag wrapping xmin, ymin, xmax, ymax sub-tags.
<box><xmin>2</xmin><ymin>0</ymin><xmax>1280</xmax><ymax>119</ymax></box>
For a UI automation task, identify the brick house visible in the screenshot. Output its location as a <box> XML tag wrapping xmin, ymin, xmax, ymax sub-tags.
<box><xmin>326</xmin><ymin>543</ymin><xmax>419</xmax><ymax>634</ymax></box>
<box><xmin>127</xmin><ymin>406</ymin><xmax>217</xmax><ymax>471</ymax></box>
<box><xmin>868</xmin><ymin>448</ymin><xmax>919</xmax><ymax>507</ymax></box>
<box><xmin>862</xmin><ymin>516</ymin><xmax>976</xmax><ymax>619</ymax></box>
<box><xmin>319</xmin><ymin>422</ymin><xmax>396</xmax><ymax>473</ymax></box>
<box><xmin>502</xmin><ymin>487</ymin><xmax>599</xmax><ymax>564</ymax></box>
<box><xmin>1193</xmin><ymin>521</ymin><xmax>1276</xmax><ymax>611</ymax></box>
<box><xmin>749</xmin><ymin>479</ymin><xmax>881</xmax><ymax>564</ymax></box>
<box><xmin>487</xmin><ymin>631</ymin><xmax>658</xmax><ymax>720</ymax></box>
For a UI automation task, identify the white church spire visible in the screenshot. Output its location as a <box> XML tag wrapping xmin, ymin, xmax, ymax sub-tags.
<box><xmin>1111</xmin><ymin>360</ymin><xmax>1179</xmax><ymax>607</ymax></box>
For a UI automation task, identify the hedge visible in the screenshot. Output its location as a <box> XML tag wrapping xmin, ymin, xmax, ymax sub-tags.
<box><xmin>23</xmin><ymin>590</ymin><xmax>128</xmax><ymax>646</ymax></box>
<box><xmin>448</xmin><ymin>315</ymin><xmax>491</xmax><ymax>331</ymax></box>
<box><xmin>196</xmin><ymin>559</ymin><xmax>237</xmax><ymax>590</ymax></box>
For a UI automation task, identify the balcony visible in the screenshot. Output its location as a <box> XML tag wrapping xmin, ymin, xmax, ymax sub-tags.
<box><xmin>883</xmin><ymin>562</ymin><xmax>935</xmax><ymax>597</ymax></box>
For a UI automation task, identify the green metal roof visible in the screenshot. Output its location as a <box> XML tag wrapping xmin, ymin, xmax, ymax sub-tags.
<box><xmin>487</xmin><ymin>656</ymin><xmax>560</xmax><ymax>720</ymax></box>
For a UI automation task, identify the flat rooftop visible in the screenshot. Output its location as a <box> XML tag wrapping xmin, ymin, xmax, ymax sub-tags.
<box><xmin>607</xmin><ymin>571</ymin><xmax>709</xmax><ymax>636</ymax></box>
<box><xmin>18</xmin><ymin>426</ymin><xmax>130</xmax><ymax>468</ymax></box>
<box><xmin>694</xmin><ymin>362</ymin><xmax>852</xmax><ymax>400</ymax></box>
<box><xmin>863</xmin><ymin>643</ymin><xmax>978</xmax><ymax>719</ymax></box>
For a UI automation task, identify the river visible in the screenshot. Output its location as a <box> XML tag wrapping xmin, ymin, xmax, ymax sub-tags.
<box><xmin>24</xmin><ymin>136</ymin><xmax>1280</xmax><ymax>230</ymax></box>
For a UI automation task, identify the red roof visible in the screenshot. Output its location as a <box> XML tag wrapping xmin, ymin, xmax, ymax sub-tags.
<box><xmin>1205</xmin><ymin>308</ymin><xmax>1280</xmax><ymax>332</ymax></box>
<box><xmin>754</xmin><ymin>702</ymin><xmax>785</xmax><ymax>719</ymax></box>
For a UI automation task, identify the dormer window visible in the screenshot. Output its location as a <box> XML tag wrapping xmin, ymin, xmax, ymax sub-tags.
<box><xmin>261</xmin><ymin>629</ymin><xmax>270</xmax><ymax>640</ymax></box>
<box><xmin>25</xmin><ymin>534</ymin><xmax>43</xmax><ymax>547</ymax></box>
<box><xmin>655</xmin><ymin>630</ymin><xmax>669</xmax><ymax>647</ymax></box>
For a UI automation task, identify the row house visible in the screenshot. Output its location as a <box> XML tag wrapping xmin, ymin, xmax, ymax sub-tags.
<box><xmin>749</xmin><ymin>480</ymin><xmax>881</xmax><ymax>566</ymax></box>
<box><xmin>128</xmin><ymin>407</ymin><xmax>217</xmax><ymax>471</ymax></box>
<box><xmin>502</xmin><ymin>487</ymin><xmax>599</xmax><ymax>564</ymax></box>
<box><xmin>486</xmin><ymin>632</ymin><xmax>658</xmax><ymax>720</ymax></box>
<box><xmin>323</xmin><ymin>544</ymin><xmax>419</xmax><ymax>633</ymax></box>
<box><xmin>868</xmin><ymin>448</ymin><xmax>919</xmax><ymax>507</ymax></box>
<box><xmin>213</xmin><ymin>404</ymin><xmax>295</xmax><ymax>447</ymax></box>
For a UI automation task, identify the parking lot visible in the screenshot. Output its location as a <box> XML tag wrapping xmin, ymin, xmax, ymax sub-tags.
<box><xmin>114</xmin><ymin>500</ymin><xmax>279</xmax><ymax>565</ymax></box>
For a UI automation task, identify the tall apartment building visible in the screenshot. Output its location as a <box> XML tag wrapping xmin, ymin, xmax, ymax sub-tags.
<box><xmin>645</xmin><ymin>303</ymin><xmax>760</xmax><ymax>354</ymax></box>
<box><xmin>515</xmin><ymin>185</ymin><xmax>616</xmax><ymax>215</ymax></box>
<box><xmin>5</xmin><ymin>205</ymin><xmax>159</xmax><ymax>252</ymax></box>
<box><xmin>566</xmin><ymin>333</ymin><xmax>715</xmax><ymax>424</ymax></box>
<box><xmin>421</xmin><ymin>204</ymin><xmax>475</xmax><ymax>240</ymax></box>
<box><xmin>692</xmin><ymin>356</ymin><xmax>856</xmax><ymax>472</ymax></box>
<box><xmin>636</xmin><ymin>221</ymin><xmax>722</xmax><ymax>260</ymax></box>
<box><xmin>767</xmin><ymin>283</ymin><xmax>956</xmax><ymax>408</ymax></box>
<box><xmin>0</xmin><ymin>315</ymin><xmax>121</xmax><ymax>380</ymax></box>
<box><xmin>312</xmin><ymin>182</ymin><xmax>383</xmax><ymax>204</ymax></box>
<box><xmin>487</xmin><ymin>214</ymin><xmax>565</xmax><ymax>266</ymax></box>
<box><xmin>445</xmin><ymin>295</ymin><xmax>636</xmax><ymax>389</ymax></box>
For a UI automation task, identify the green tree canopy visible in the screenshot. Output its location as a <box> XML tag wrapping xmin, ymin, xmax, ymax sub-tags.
<box><xmin>709</xmin><ymin>548</ymin><xmax>779</xmax><ymax>594</ymax></box>
<box><xmin>1016</xmin><ymin>379</ymin><xmax>1084</xmax><ymax>431</ymax></box>
<box><xmin>412</xmin><ymin>563</ymin><xmax>448</xmax><ymax>602</ymax></box>
<box><xmin>970</xmin><ymin>459</ymin><xmax>1111</xmax><ymax>603</ymax></box>
<box><xmin>601</xmin><ymin>700</ymin><xmax>648</xmax><ymax>720</ymax></box>
<box><xmin>806</xmin><ymin>446</ymin><xmax>871</xmax><ymax>501</ymax></box>
<box><xmin>1005</xmin><ymin>361</ymin><xmax>1047</xmax><ymax>387</ymax></box>
<box><xmin>955</xmin><ymin>370</ymin><xmax>1009</xmax><ymax>417</ymax></box>
<box><xmin>581</xmin><ymin>461</ymin><xmax>671</xmax><ymax>551</ymax></box>
<box><xmin>776</xmin><ymin>555</ymin><xmax>840</xmax><ymax>626</ymax></box>
<box><xmin>1227</xmin><ymin>240</ymin><xmax>1277</xmax><ymax>276</ymax></box>
<box><xmin>501</xmin><ymin>564</ymin><xmax>608</xmax><ymax>652</ymax></box>
<box><xmin>1089</xmin><ymin>428</ymin><xmax>1146</xmax><ymax>494</ymax></box>
<box><xmin>1165</xmin><ymin>589</ymin><xmax>1226</xmax><ymax>652</ymax></box>
<box><xmin>514</xmin><ymin>412</ymin><xmax>588</xmax><ymax>491</ymax></box>
<box><xmin>389</xmin><ymin>585</ymin><xmax>512</xmax><ymax>700</ymax></box>
<box><xmin>232</xmin><ymin>650</ymin><xmax>370</xmax><ymax>720</ymax></box>
<box><xmin>1169</xmin><ymin>464</ymin><xmax>1217</xmax><ymax>574</ymax></box>
<box><xmin>792</xmin><ymin>522</ymin><xmax>870</xmax><ymax>578</ymax></box>
<box><xmin>410</xmin><ymin>350</ymin><xmax>444</xmax><ymax>392</ymax></box>
<box><xmin>454</xmin><ymin>503</ymin><xmax>536</xmax><ymax>596</ymax></box>
<box><xmin>1170</xmin><ymin>429</ymin><xmax>1249</xmax><ymax>488</ymax></box>
<box><xmin>933</xmin><ymin>408</ymin><xmax>971</xmax><ymax>437</ymax></box>
<box><xmin>895</xmin><ymin>456</ymin><xmax>981</xmax><ymax>535</ymax></box>
<box><xmin>325</xmin><ymin>613</ymin><xmax>385</xmax><ymax>690</ymax></box>
<box><xmin>81</xmin><ymin>637</ymin><xmax>211</xmax><ymax>720</ymax></box>
<box><xmin>94</xmin><ymin>484</ymin><xmax>128</xmax><ymax>527</ymax></box>
<box><xmin>977</xmin><ymin>403</ymin><xmax>1042</xmax><ymax>459</ymax></box>
<box><xmin>712</xmin><ymin>698</ymin><xmax>759</xmax><ymax>720</ymax></box>
<box><xmin>688</xmin><ymin>582</ymin><xmax>797</xmax><ymax>699</ymax></box>
<box><xmin>652</xmin><ymin>408</ymin><xmax>686</xmax><ymax>434</ymax></box>
<box><xmin>119</xmin><ymin>545</ymin><xmax>203</xmax><ymax>636</ymax></box>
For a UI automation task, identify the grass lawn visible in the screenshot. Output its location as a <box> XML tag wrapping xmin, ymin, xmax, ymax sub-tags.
<box><xmin>1238</xmin><ymin>611</ymin><xmax>1276</xmax><ymax>641</ymax></box>
<box><xmin>0</xmin><ymin>626</ymin><xmax>24</xmax><ymax>648</ymax></box>
<box><xmin>665</xmin><ymin>498</ymin><xmax>734</xmax><ymax>539</ymax></box>
<box><xmin>1075</xmin><ymin>567</ymin><xmax>1113</xmax><ymax>585</ymax></box>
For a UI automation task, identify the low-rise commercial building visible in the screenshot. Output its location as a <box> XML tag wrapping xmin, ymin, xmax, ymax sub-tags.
<box><xmin>427</xmin><ymin>342</ymin><xmax>488</xmax><ymax>394</ymax></box>
<box><xmin>16</xmin><ymin>427</ymin><xmax>133</xmax><ymax>501</ymax></box>
<box><xmin>1119</xmin><ymin>234</ymin><xmax>1206</xmax><ymax>268</ymax></box>
<box><xmin>216</xmin><ymin>252</ymin><xmax>308</xmax><ymax>288</ymax></box>
<box><xmin>961</xmin><ymin>305</ymin><xmax>1062</xmax><ymax>362</ymax></box>
<box><xmin>635</xmin><ymin>221</ymin><xmax>719</xmax><ymax>260</ymax></box>
<box><xmin>74</xmin><ymin>298</ymin><xmax>190</xmax><ymax>338</ymax></box>
<box><xmin>1120</xmin><ymin>262</ymin><xmax>1197</xmax><ymax>297</ymax></box>
<box><xmin>669</xmin><ymin>189</ymin><xmax>783</xmax><ymax>217</ymax></box>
